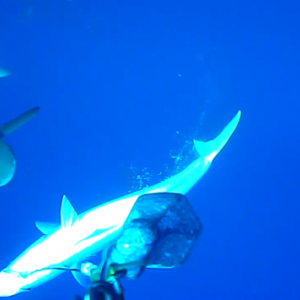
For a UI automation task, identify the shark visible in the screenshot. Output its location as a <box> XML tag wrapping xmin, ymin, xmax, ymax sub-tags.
<box><xmin>0</xmin><ymin>110</ymin><xmax>242</xmax><ymax>297</ymax></box>
<box><xmin>0</xmin><ymin>107</ymin><xmax>40</xmax><ymax>187</ymax></box>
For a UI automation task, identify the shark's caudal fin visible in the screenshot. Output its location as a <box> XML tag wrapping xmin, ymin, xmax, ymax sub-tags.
<box><xmin>0</xmin><ymin>107</ymin><xmax>40</xmax><ymax>136</ymax></box>
<box><xmin>193</xmin><ymin>110</ymin><xmax>242</xmax><ymax>162</ymax></box>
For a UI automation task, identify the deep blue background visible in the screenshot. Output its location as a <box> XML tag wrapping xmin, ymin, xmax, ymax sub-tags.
<box><xmin>0</xmin><ymin>0</ymin><xmax>299</xmax><ymax>299</ymax></box>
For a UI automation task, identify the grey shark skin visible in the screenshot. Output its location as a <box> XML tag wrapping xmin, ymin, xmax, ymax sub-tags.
<box><xmin>0</xmin><ymin>107</ymin><xmax>40</xmax><ymax>186</ymax></box>
<box><xmin>0</xmin><ymin>110</ymin><xmax>242</xmax><ymax>297</ymax></box>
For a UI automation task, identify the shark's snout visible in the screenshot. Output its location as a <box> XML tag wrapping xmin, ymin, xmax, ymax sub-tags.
<box><xmin>0</xmin><ymin>270</ymin><xmax>22</xmax><ymax>297</ymax></box>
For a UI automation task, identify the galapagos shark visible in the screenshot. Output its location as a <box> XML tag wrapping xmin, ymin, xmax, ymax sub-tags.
<box><xmin>0</xmin><ymin>110</ymin><xmax>242</xmax><ymax>297</ymax></box>
<box><xmin>0</xmin><ymin>107</ymin><xmax>40</xmax><ymax>187</ymax></box>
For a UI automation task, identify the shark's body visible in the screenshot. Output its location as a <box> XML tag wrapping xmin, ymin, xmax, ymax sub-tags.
<box><xmin>0</xmin><ymin>107</ymin><xmax>40</xmax><ymax>186</ymax></box>
<box><xmin>0</xmin><ymin>110</ymin><xmax>242</xmax><ymax>297</ymax></box>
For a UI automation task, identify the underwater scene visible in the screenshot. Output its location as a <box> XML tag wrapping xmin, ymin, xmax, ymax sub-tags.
<box><xmin>0</xmin><ymin>0</ymin><xmax>299</xmax><ymax>299</ymax></box>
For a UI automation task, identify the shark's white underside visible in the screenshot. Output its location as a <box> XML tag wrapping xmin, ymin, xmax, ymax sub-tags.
<box><xmin>0</xmin><ymin>110</ymin><xmax>242</xmax><ymax>297</ymax></box>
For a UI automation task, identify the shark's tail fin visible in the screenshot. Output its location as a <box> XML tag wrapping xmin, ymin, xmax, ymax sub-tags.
<box><xmin>193</xmin><ymin>110</ymin><xmax>242</xmax><ymax>162</ymax></box>
<box><xmin>0</xmin><ymin>107</ymin><xmax>40</xmax><ymax>136</ymax></box>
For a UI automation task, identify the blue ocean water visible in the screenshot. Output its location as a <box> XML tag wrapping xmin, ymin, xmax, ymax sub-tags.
<box><xmin>0</xmin><ymin>0</ymin><xmax>299</xmax><ymax>299</ymax></box>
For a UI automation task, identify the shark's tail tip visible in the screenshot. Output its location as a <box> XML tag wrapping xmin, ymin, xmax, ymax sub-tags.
<box><xmin>194</xmin><ymin>110</ymin><xmax>242</xmax><ymax>161</ymax></box>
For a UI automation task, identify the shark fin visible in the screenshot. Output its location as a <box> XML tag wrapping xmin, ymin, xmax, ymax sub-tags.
<box><xmin>60</xmin><ymin>195</ymin><xmax>78</xmax><ymax>228</ymax></box>
<box><xmin>72</xmin><ymin>270</ymin><xmax>90</xmax><ymax>287</ymax></box>
<box><xmin>71</xmin><ymin>261</ymin><xmax>96</xmax><ymax>287</ymax></box>
<box><xmin>0</xmin><ymin>107</ymin><xmax>40</xmax><ymax>136</ymax></box>
<box><xmin>35</xmin><ymin>221</ymin><xmax>59</xmax><ymax>234</ymax></box>
<box><xmin>193</xmin><ymin>110</ymin><xmax>242</xmax><ymax>162</ymax></box>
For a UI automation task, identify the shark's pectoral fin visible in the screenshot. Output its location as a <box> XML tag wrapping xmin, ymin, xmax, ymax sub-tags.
<box><xmin>60</xmin><ymin>195</ymin><xmax>78</xmax><ymax>228</ymax></box>
<box><xmin>0</xmin><ymin>107</ymin><xmax>40</xmax><ymax>136</ymax></box>
<box><xmin>35</xmin><ymin>221</ymin><xmax>60</xmax><ymax>235</ymax></box>
<box><xmin>72</xmin><ymin>270</ymin><xmax>90</xmax><ymax>287</ymax></box>
<box><xmin>71</xmin><ymin>261</ymin><xmax>97</xmax><ymax>287</ymax></box>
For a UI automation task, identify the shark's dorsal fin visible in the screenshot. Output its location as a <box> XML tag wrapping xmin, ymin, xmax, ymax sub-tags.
<box><xmin>35</xmin><ymin>221</ymin><xmax>59</xmax><ymax>235</ymax></box>
<box><xmin>60</xmin><ymin>195</ymin><xmax>77</xmax><ymax>228</ymax></box>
